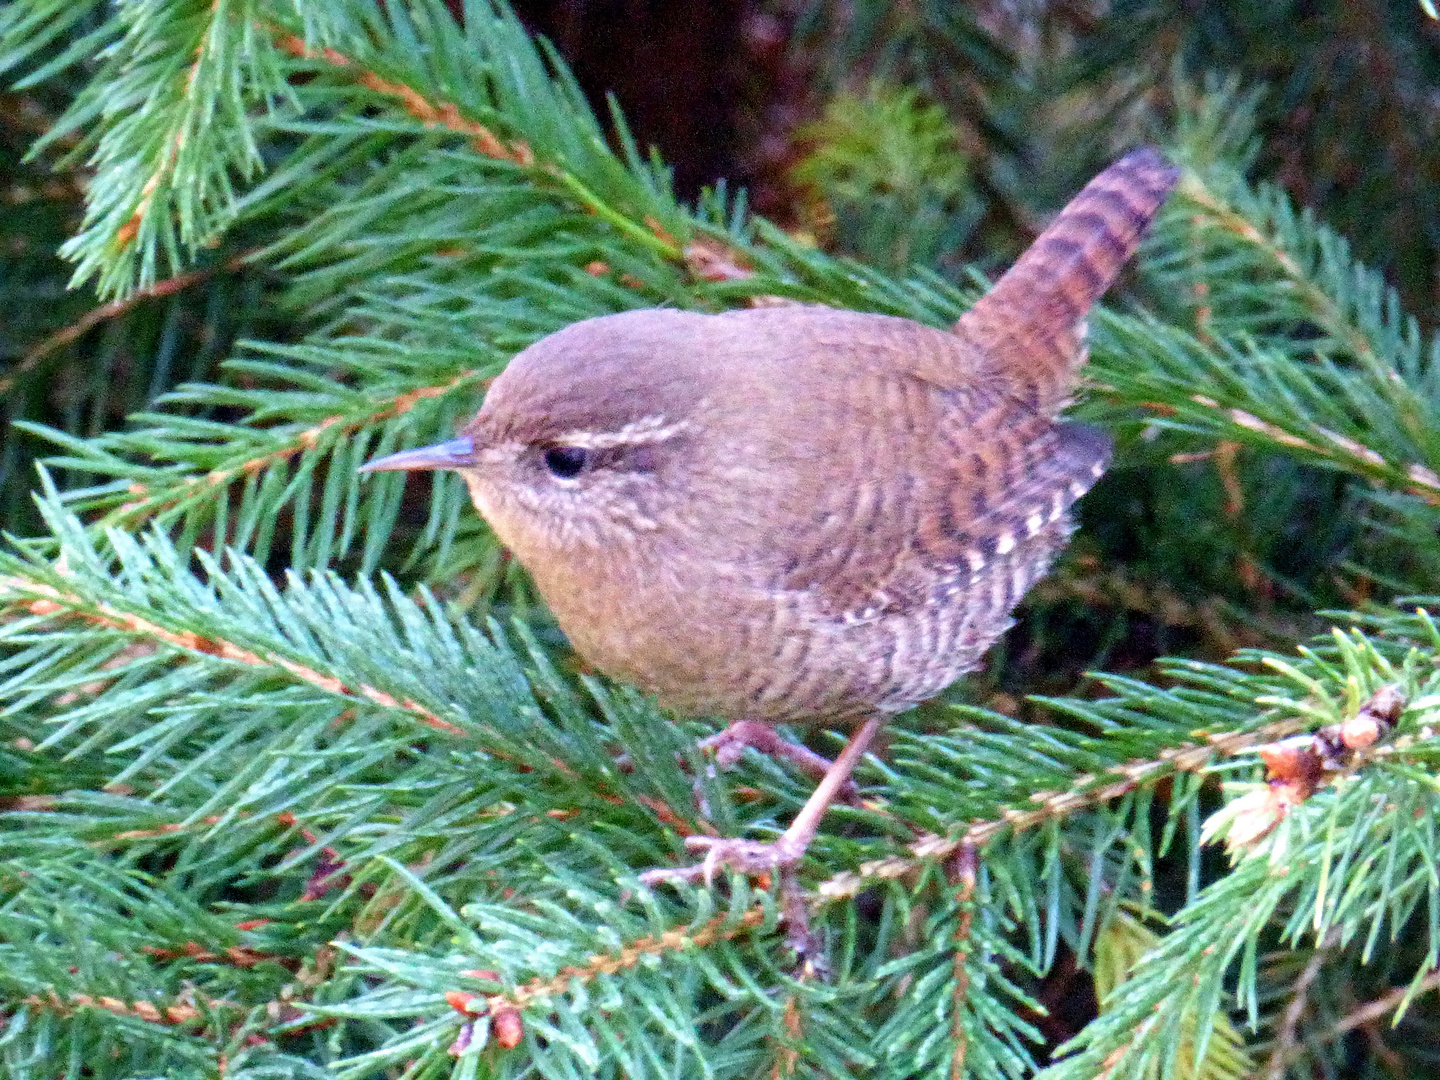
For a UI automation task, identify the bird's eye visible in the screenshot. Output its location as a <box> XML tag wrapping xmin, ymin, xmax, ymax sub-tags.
<box><xmin>543</xmin><ymin>445</ymin><xmax>589</xmax><ymax>479</ymax></box>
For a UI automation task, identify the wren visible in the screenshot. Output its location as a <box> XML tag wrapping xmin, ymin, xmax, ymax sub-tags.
<box><xmin>362</xmin><ymin>148</ymin><xmax>1180</xmax><ymax>884</ymax></box>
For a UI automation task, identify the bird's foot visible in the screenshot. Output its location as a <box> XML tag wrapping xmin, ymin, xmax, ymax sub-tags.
<box><xmin>648</xmin><ymin>714</ymin><xmax>885</xmax><ymax>891</ymax></box>
<box><xmin>638</xmin><ymin>832</ymin><xmax>808</xmax><ymax>887</ymax></box>
<box><xmin>639</xmin><ymin>840</ymin><xmax>825</xmax><ymax>968</ymax></box>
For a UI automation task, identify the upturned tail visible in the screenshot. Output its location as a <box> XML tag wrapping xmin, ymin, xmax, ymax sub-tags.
<box><xmin>957</xmin><ymin>147</ymin><xmax>1179</xmax><ymax>413</ymax></box>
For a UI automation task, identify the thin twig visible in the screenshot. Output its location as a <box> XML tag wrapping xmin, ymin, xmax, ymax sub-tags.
<box><xmin>949</xmin><ymin>843</ymin><xmax>978</xmax><ymax>1080</ymax></box>
<box><xmin>1332</xmin><ymin>971</ymin><xmax>1440</xmax><ymax>1039</ymax></box>
<box><xmin>1268</xmin><ymin>967</ymin><xmax>1440</xmax><ymax>1071</ymax></box>
<box><xmin>1265</xmin><ymin>932</ymin><xmax>1338</xmax><ymax>1079</ymax></box>
<box><xmin>3</xmin><ymin>253</ymin><xmax>253</xmax><ymax>396</ymax></box>
<box><xmin>815</xmin><ymin>717</ymin><xmax>1306</xmax><ymax>902</ymax></box>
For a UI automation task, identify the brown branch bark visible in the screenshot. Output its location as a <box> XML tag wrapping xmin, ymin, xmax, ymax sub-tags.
<box><xmin>815</xmin><ymin>717</ymin><xmax>1306</xmax><ymax>902</ymax></box>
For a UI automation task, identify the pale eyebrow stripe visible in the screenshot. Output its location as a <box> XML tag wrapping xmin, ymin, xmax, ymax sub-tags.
<box><xmin>549</xmin><ymin>416</ymin><xmax>690</xmax><ymax>449</ymax></box>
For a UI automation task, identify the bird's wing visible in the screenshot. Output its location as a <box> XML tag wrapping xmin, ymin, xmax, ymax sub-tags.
<box><xmin>773</xmin><ymin>369</ymin><xmax>1111</xmax><ymax>623</ymax></box>
<box><xmin>778</xmin><ymin>148</ymin><xmax>1177</xmax><ymax>620</ymax></box>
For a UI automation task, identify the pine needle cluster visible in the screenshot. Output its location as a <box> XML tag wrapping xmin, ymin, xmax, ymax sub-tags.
<box><xmin>1</xmin><ymin>1</ymin><xmax>1439</xmax><ymax>1077</ymax></box>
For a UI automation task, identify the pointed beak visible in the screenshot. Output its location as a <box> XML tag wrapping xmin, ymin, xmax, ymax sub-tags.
<box><xmin>359</xmin><ymin>436</ymin><xmax>477</xmax><ymax>474</ymax></box>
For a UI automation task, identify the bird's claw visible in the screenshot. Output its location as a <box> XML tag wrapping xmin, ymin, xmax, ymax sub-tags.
<box><xmin>638</xmin><ymin>834</ymin><xmax>805</xmax><ymax>888</ymax></box>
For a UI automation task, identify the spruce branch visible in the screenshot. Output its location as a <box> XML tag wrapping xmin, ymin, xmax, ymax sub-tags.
<box><xmin>267</xmin><ymin>29</ymin><xmax>536</xmax><ymax>170</ymax></box>
<box><xmin>1091</xmin><ymin>312</ymin><xmax>1440</xmax><ymax>511</ymax></box>
<box><xmin>454</xmin><ymin>905</ymin><xmax>771</xmax><ymax>1014</ymax></box>
<box><xmin>87</xmin><ymin>368</ymin><xmax>484</xmax><ymax>537</ymax></box>
<box><xmin>22</xmin><ymin>498</ymin><xmax>1440</xmax><ymax>1076</ymax></box>
<box><xmin>44</xmin><ymin>0</ymin><xmax>291</xmax><ymax>297</ymax></box>
<box><xmin>1036</xmin><ymin>629</ymin><xmax>1440</xmax><ymax>1079</ymax></box>
<box><xmin>1092</xmin><ymin>909</ymin><xmax>1255</xmax><ymax>1080</ymax></box>
<box><xmin>0</xmin><ymin>545</ymin><xmax>463</xmax><ymax>738</ymax></box>
<box><xmin>0</xmin><ymin>253</ymin><xmax>253</xmax><ymax>398</ymax></box>
<box><xmin>818</xmin><ymin>699</ymin><xmax>1307</xmax><ymax>904</ymax></box>
<box><xmin>1085</xmin><ymin>83</ymin><xmax>1440</xmax><ymax>532</ymax></box>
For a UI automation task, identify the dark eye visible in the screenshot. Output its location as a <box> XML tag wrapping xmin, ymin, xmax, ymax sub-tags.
<box><xmin>543</xmin><ymin>445</ymin><xmax>589</xmax><ymax>479</ymax></box>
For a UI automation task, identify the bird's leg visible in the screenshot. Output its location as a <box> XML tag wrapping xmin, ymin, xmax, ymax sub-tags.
<box><xmin>698</xmin><ymin>720</ymin><xmax>858</xmax><ymax>794</ymax></box>
<box><xmin>642</xmin><ymin>713</ymin><xmax>884</xmax><ymax>887</ymax></box>
<box><xmin>690</xmin><ymin>720</ymin><xmax>858</xmax><ymax>820</ymax></box>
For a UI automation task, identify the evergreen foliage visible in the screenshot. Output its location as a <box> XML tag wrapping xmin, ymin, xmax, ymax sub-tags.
<box><xmin>1</xmin><ymin>1</ymin><xmax>1438</xmax><ymax>1076</ymax></box>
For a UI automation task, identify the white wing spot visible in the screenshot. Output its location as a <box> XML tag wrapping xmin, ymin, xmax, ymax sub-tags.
<box><xmin>990</xmin><ymin>573</ymin><xmax>1007</xmax><ymax>610</ymax></box>
<box><xmin>1025</xmin><ymin>511</ymin><xmax>1044</xmax><ymax>536</ymax></box>
<box><xmin>1069</xmin><ymin>480</ymin><xmax>1088</xmax><ymax>498</ymax></box>
<box><xmin>995</xmin><ymin>531</ymin><xmax>1016</xmax><ymax>556</ymax></box>
<box><xmin>1089</xmin><ymin>461</ymin><xmax>1104</xmax><ymax>478</ymax></box>
<box><xmin>965</xmin><ymin>549</ymin><xmax>986</xmax><ymax>572</ymax></box>
<box><xmin>1050</xmin><ymin>491</ymin><xmax>1066</xmax><ymax>521</ymax></box>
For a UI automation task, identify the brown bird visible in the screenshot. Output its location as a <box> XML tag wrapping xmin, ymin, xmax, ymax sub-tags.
<box><xmin>362</xmin><ymin>148</ymin><xmax>1180</xmax><ymax>884</ymax></box>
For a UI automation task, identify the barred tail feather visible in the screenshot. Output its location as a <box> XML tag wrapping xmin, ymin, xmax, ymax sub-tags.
<box><xmin>957</xmin><ymin>147</ymin><xmax>1179</xmax><ymax>412</ymax></box>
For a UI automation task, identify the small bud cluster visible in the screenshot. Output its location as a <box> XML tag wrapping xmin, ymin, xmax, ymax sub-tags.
<box><xmin>1208</xmin><ymin>685</ymin><xmax>1407</xmax><ymax>852</ymax></box>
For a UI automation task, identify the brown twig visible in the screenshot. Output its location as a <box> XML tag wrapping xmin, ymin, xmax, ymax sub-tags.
<box><xmin>1265</xmin><ymin>937</ymin><xmax>1334</xmax><ymax>1079</ymax></box>
<box><xmin>270</xmin><ymin>32</ymin><xmax>534</xmax><ymax>167</ymax></box>
<box><xmin>268</xmin><ymin>27</ymin><xmax>772</xmax><ymax>284</ymax></box>
<box><xmin>1332</xmin><ymin>970</ymin><xmax>1440</xmax><ymax>1037</ymax></box>
<box><xmin>1156</xmin><ymin>395</ymin><xmax>1440</xmax><ymax>509</ymax></box>
<box><xmin>113</xmin><ymin>24</ymin><xmax>212</xmax><ymax>253</ymax></box>
<box><xmin>21</xmin><ymin>989</ymin><xmax>227</xmax><ymax>1027</ymax></box>
<box><xmin>110</xmin><ymin>814</ymin><xmax>228</xmax><ymax>842</ymax></box>
<box><xmin>949</xmin><ymin>843</ymin><xmax>978</xmax><ymax>1080</ymax></box>
<box><xmin>444</xmin><ymin>906</ymin><xmax>768</xmax><ymax>1017</ymax></box>
<box><xmin>1181</xmin><ymin>179</ymin><xmax>1380</xmax><ymax>367</ymax></box>
<box><xmin>141</xmin><ymin>942</ymin><xmax>280</xmax><ymax>970</ymax></box>
<box><xmin>2</xmin><ymin>253</ymin><xmax>254</xmax><ymax>396</ymax></box>
<box><xmin>1266</xmin><ymin>967</ymin><xmax>1440</xmax><ymax>1072</ymax></box>
<box><xmin>815</xmin><ymin>717</ymin><xmax>1306</xmax><ymax>902</ymax></box>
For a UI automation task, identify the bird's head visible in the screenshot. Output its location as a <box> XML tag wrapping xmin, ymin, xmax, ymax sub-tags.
<box><xmin>361</xmin><ymin>309</ymin><xmax>725</xmax><ymax>559</ymax></box>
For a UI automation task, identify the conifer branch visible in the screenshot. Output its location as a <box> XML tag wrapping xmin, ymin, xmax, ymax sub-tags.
<box><xmin>103</xmin><ymin>369</ymin><xmax>486</xmax><ymax>532</ymax></box>
<box><xmin>110</xmin><ymin>6</ymin><xmax>222</xmax><ymax>255</ymax></box>
<box><xmin>462</xmin><ymin>906</ymin><xmax>769</xmax><ymax>1014</ymax></box>
<box><xmin>2</xmin><ymin>252</ymin><xmax>253</xmax><ymax>394</ymax></box>
<box><xmin>0</xmin><ymin>572</ymin><xmax>463</xmax><ymax>735</ymax></box>
<box><xmin>1178</xmin><ymin>177</ymin><xmax>1389</xmax><ymax>370</ymax></box>
<box><xmin>268</xmin><ymin>30</ymin><xmax>535</xmax><ymax>168</ymax></box>
<box><xmin>816</xmin><ymin>717</ymin><xmax>1304</xmax><ymax>903</ymax></box>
